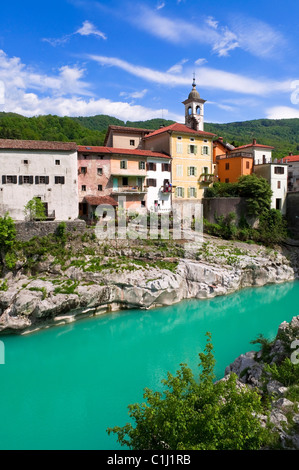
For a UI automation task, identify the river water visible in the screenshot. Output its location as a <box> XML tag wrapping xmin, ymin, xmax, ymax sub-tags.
<box><xmin>0</xmin><ymin>280</ymin><xmax>298</xmax><ymax>450</ymax></box>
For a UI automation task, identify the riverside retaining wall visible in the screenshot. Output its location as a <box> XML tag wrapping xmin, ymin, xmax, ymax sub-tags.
<box><xmin>15</xmin><ymin>219</ymin><xmax>87</xmax><ymax>242</ymax></box>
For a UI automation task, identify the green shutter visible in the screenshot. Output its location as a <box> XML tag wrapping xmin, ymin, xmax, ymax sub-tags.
<box><xmin>194</xmin><ymin>145</ymin><xmax>197</xmax><ymax>155</ymax></box>
<box><xmin>187</xmin><ymin>187</ymin><xmax>190</xmax><ymax>198</ymax></box>
<box><xmin>194</xmin><ymin>188</ymin><xmax>197</xmax><ymax>198</ymax></box>
<box><xmin>175</xmin><ymin>187</ymin><xmax>178</xmax><ymax>197</ymax></box>
<box><xmin>182</xmin><ymin>188</ymin><xmax>185</xmax><ymax>198</ymax></box>
<box><xmin>187</xmin><ymin>145</ymin><xmax>190</xmax><ymax>154</ymax></box>
<box><xmin>187</xmin><ymin>166</ymin><xmax>190</xmax><ymax>176</ymax></box>
<box><xmin>194</xmin><ymin>167</ymin><xmax>198</xmax><ymax>177</ymax></box>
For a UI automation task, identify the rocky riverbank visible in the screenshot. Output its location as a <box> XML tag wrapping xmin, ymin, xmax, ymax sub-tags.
<box><xmin>0</xmin><ymin>233</ymin><xmax>297</xmax><ymax>335</ymax></box>
<box><xmin>224</xmin><ymin>315</ymin><xmax>299</xmax><ymax>449</ymax></box>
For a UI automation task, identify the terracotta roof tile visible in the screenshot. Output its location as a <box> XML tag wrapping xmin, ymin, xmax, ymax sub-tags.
<box><xmin>280</xmin><ymin>155</ymin><xmax>299</xmax><ymax>163</ymax></box>
<box><xmin>143</xmin><ymin>123</ymin><xmax>216</xmax><ymax>139</ymax></box>
<box><xmin>0</xmin><ymin>139</ymin><xmax>77</xmax><ymax>151</ymax></box>
<box><xmin>84</xmin><ymin>196</ymin><xmax>118</xmax><ymax>206</ymax></box>
<box><xmin>78</xmin><ymin>145</ymin><xmax>171</xmax><ymax>159</ymax></box>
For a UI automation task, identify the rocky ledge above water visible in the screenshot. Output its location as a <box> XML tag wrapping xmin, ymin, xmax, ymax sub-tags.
<box><xmin>0</xmin><ymin>235</ymin><xmax>297</xmax><ymax>335</ymax></box>
<box><xmin>225</xmin><ymin>315</ymin><xmax>299</xmax><ymax>450</ymax></box>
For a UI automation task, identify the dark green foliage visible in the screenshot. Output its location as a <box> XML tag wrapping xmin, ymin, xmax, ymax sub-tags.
<box><xmin>257</xmin><ymin>209</ymin><xmax>288</xmax><ymax>244</ymax></box>
<box><xmin>107</xmin><ymin>333</ymin><xmax>273</xmax><ymax>450</ymax></box>
<box><xmin>0</xmin><ymin>213</ymin><xmax>17</xmax><ymax>270</ymax></box>
<box><xmin>56</xmin><ymin>222</ymin><xmax>67</xmax><ymax>245</ymax></box>
<box><xmin>24</xmin><ymin>197</ymin><xmax>46</xmax><ymax>221</ymax></box>
<box><xmin>205</xmin><ymin>118</ymin><xmax>299</xmax><ymax>160</ymax></box>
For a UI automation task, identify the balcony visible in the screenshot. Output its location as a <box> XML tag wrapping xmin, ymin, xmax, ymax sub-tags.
<box><xmin>160</xmin><ymin>185</ymin><xmax>172</xmax><ymax>194</ymax></box>
<box><xmin>111</xmin><ymin>186</ymin><xmax>148</xmax><ymax>194</ymax></box>
<box><xmin>199</xmin><ymin>174</ymin><xmax>214</xmax><ymax>184</ymax></box>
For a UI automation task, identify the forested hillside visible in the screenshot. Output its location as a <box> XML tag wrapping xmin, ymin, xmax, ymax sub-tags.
<box><xmin>0</xmin><ymin>112</ymin><xmax>298</xmax><ymax>159</ymax></box>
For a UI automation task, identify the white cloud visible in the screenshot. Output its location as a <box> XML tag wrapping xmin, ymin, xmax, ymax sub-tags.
<box><xmin>89</xmin><ymin>54</ymin><xmax>292</xmax><ymax>96</ymax></box>
<box><xmin>266</xmin><ymin>106</ymin><xmax>299</xmax><ymax>119</ymax></box>
<box><xmin>195</xmin><ymin>58</ymin><xmax>207</xmax><ymax>66</ymax></box>
<box><xmin>167</xmin><ymin>59</ymin><xmax>188</xmax><ymax>74</ymax></box>
<box><xmin>0</xmin><ymin>50</ymin><xmax>179</xmax><ymax>122</ymax></box>
<box><xmin>119</xmin><ymin>89</ymin><xmax>148</xmax><ymax>99</ymax></box>
<box><xmin>156</xmin><ymin>1</ymin><xmax>165</xmax><ymax>10</ymax></box>
<box><xmin>76</xmin><ymin>20</ymin><xmax>107</xmax><ymax>40</ymax></box>
<box><xmin>129</xmin><ymin>6</ymin><xmax>285</xmax><ymax>59</ymax></box>
<box><xmin>43</xmin><ymin>20</ymin><xmax>106</xmax><ymax>47</ymax></box>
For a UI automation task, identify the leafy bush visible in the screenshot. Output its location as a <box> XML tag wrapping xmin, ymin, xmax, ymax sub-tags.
<box><xmin>108</xmin><ymin>333</ymin><xmax>273</xmax><ymax>450</ymax></box>
<box><xmin>24</xmin><ymin>197</ymin><xmax>46</xmax><ymax>221</ymax></box>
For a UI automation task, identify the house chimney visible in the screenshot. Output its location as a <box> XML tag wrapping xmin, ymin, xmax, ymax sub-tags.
<box><xmin>253</xmin><ymin>138</ymin><xmax>257</xmax><ymax>145</ymax></box>
<box><xmin>289</xmin><ymin>152</ymin><xmax>293</xmax><ymax>156</ymax></box>
<box><xmin>218</xmin><ymin>137</ymin><xmax>223</xmax><ymax>142</ymax></box>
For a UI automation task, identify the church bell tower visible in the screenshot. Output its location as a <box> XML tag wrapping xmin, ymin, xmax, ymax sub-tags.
<box><xmin>182</xmin><ymin>77</ymin><xmax>206</xmax><ymax>131</ymax></box>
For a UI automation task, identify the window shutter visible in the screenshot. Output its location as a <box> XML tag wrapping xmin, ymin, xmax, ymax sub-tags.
<box><xmin>153</xmin><ymin>163</ymin><xmax>157</xmax><ymax>171</ymax></box>
<box><xmin>187</xmin><ymin>145</ymin><xmax>190</xmax><ymax>154</ymax></box>
<box><xmin>2</xmin><ymin>175</ymin><xmax>6</xmax><ymax>184</ymax></box>
<box><xmin>62</xmin><ymin>176</ymin><xmax>65</xmax><ymax>185</ymax></box>
<box><xmin>194</xmin><ymin>188</ymin><xmax>197</xmax><ymax>198</ymax></box>
<box><xmin>13</xmin><ymin>176</ymin><xmax>17</xmax><ymax>184</ymax></box>
<box><xmin>194</xmin><ymin>145</ymin><xmax>198</xmax><ymax>155</ymax></box>
<box><xmin>45</xmin><ymin>176</ymin><xmax>49</xmax><ymax>185</ymax></box>
<box><xmin>194</xmin><ymin>167</ymin><xmax>198</xmax><ymax>177</ymax></box>
<box><xmin>201</xmin><ymin>146</ymin><xmax>204</xmax><ymax>155</ymax></box>
<box><xmin>182</xmin><ymin>188</ymin><xmax>185</xmax><ymax>198</ymax></box>
<box><xmin>162</xmin><ymin>163</ymin><xmax>165</xmax><ymax>172</ymax></box>
<box><xmin>187</xmin><ymin>187</ymin><xmax>190</xmax><ymax>198</ymax></box>
<box><xmin>35</xmin><ymin>176</ymin><xmax>39</xmax><ymax>185</ymax></box>
<box><xmin>19</xmin><ymin>176</ymin><xmax>23</xmax><ymax>185</ymax></box>
<box><xmin>29</xmin><ymin>176</ymin><xmax>33</xmax><ymax>185</ymax></box>
<box><xmin>187</xmin><ymin>166</ymin><xmax>190</xmax><ymax>176</ymax></box>
<box><xmin>175</xmin><ymin>187</ymin><xmax>178</xmax><ymax>197</ymax></box>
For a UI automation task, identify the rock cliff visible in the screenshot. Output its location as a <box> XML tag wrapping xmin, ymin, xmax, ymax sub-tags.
<box><xmin>0</xmin><ymin>236</ymin><xmax>296</xmax><ymax>335</ymax></box>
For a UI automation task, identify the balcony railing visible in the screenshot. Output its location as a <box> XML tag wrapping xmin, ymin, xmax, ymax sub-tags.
<box><xmin>111</xmin><ymin>186</ymin><xmax>147</xmax><ymax>194</ymax></box>
<box><xmin>199</xmin><ymin>174</ymin><xmax>214</xmax><ymax>184</ymax></box>
<box><xmin>160</xmin><ymin>185</ymin><xmax>172</xmax><ymax>193</ymax></box>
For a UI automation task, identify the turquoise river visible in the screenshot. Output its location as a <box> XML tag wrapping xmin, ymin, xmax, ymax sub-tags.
<box><xmin>0</xmin><ymin>280</ymin><xmax>298</xmax><ymax>450</ymax></box>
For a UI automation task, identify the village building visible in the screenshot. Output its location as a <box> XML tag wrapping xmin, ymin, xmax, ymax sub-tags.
<box><xmin>0</xmin><ymin>139</ymin><xmax>78</xmax><ymax>221</ymax></box>
<box><xmin>104</xmin><ymin>125</ymin><xmax>152</xmax><ymax>149</ymax></box>
<box><xmin>279</xmin><ymin>153</ymin><xmax>299</xmax><ymax>192</ymax></box>
<box><xmin>254</xmin><ymin>162</ymin><xmax>288</xmax><ymax>214</ymax></box>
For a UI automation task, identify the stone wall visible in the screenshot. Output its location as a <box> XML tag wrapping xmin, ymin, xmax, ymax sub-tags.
<box><xmin>15</xmin><ymin>219</ymin><xmax>87</xmax><ymax>242</ymax></box>
<box><xmin>203</xmin><ymin>197</ymin><xmax>250</xmax><ymax>224</ymax></box>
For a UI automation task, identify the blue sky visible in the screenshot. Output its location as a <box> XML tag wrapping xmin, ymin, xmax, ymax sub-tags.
<box><xmin>0</xmin><ymin>0</ymin><xmax>299</xmax><ymax>124</ymax></box>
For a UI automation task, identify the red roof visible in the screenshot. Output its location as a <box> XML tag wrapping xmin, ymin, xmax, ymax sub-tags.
<box><xmin>233</xmin><ymin>143</ymin><xmax>274</xmax><ymax>151</ymax></box>
<box><xmin>78</xmin><ymin>145</ymin><xmax>171</xmax><ymax>159</ymax></box>
<box><xmin>143</xmin><ymin>123</ymin><xmax>216</xmax><ymax>139</ymax></box>
<box><xmin>0</xmin><ymin>139</ymin><xmax>77</xmax><ymax>151</ymax></box>
<box><xmin>84</xmin><ymin>196</ymin><xmax>118</xmax><ymax>206</ymax></box>
<box><xmin>280</xmin><ymin>155</ymin><xmax>299</xmax><ymax>163</ymax></box>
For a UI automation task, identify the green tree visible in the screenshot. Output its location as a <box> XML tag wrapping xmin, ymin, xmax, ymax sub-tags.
<box><xmin>237</xmin><ymin>174</ymin><xmax>272</xmax><ymax>217</ymax></box>
<box><xmin>0</xmin><ymin>213</ymin><xmax>17</xmax><ymax>270</ymax></box>
<box><xmin>24</xmin><ymin>197</ymin><xmax>46</xmax><ymax>221</ymax></box>
<box><xmin>107</xmin><ymin>333</ymin><xmax>272</xmax><ymax>450</ymax></box>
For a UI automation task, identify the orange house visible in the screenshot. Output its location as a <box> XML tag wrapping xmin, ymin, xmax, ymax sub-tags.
<box><xmin>216</xmin><ymin>153</ymin><xmax>254</xmax><ymax>183</ymax></box>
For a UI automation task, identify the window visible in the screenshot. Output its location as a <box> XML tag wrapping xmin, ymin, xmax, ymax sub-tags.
<box><xmin>23</xmin><ymin>160</ymin><xmax>29</xmax><ymax>165</ymax></box>
<box><xmin>18</xmin><ymin>175</ymin><xmax>34</xmax><ymax>184</ymax></box>
<box><xmin>98</xmin><ymin>185</ymin><xmax>103</xmax><ymax>191</ymax></box>
<box><xmin>176</xmin><ymin>187</ymin><xmax>184</xmax><ymax>198</ymax></box>
<box><xmin>246</xmin><ymin>161</ymin><xmax>250</xmax><ymax>169</ymax></box>
<box><xmin>146</xmin><ymin>178</ymin><xmax>157</xmax><ymax>187</ymax></box>
<box><xmin>35</xmin><ymin>176</ymin><xmax>49</xmax><ymax>184</ymax></box>
<box><xmin>190</xmin><ymin>137</ymin><xmax>195</xmax><ymax>142</ymax></box>
<box><xmin>225</xmin><ymin>178</ymin><xmax>230</xmax><ymax>183</ymax></box>
<box><xmin>81</xmin><ymin>185</ymin><xmax>86</xmax><ymax>192</ymax></box>
<box><xmin>202</xmin><ymin>167</ymin><xmax>209</xmax><ymax>175</ymax></box>
<box><xmin>202</xmin><ymin>146</ymin><xmax>209</xmax><ymax>155</ymax></box>
<box><xmin>2</xmin><ymin>175</ymin><xmax>17</xmax><ymax>184</ymax></box>
<box><xmin>55</xmin><ymin>176</ymin><xmax>65</xmax><ymax>184</ymax></box>
<box><xmin>196</xmin><ymin>106</ymin><xmax>201</xmax><ymax>115</ymax></box>
<box><xmin>188</xmin><ymin>187</ymin><xmax>197</xmax><ymax>198</ymax></box>
<box><xmin>188</xmin><ymin>145</ymin><xmax>197</xmax><ymax>154</ymax></box>
<box><xmin>147</xmin><ymin>162</ymin><xmax>157</xmax><ymax>171</ymax></box>
<box><xmin>276</xmin><ymin>198</ymin><xmax>282</xmax><ymax>210</ymax></box>
<box><xmin>176</xmin><ymin>165</ymin><xmax>183</xmax><ymax>177</ymax></box>
<box><xmin>81</xmin><ymin>167</ymin><xmax>87</xmax><ymax>174</ymax></box>
<box><xmin>225</xmin><ymin>163</ymin><xmax>230</xmax><ymax>170</ymax></box>
<box><xmin>274</xmin><ymin>166</ymin><xmax>284</xmax><ymax>174</ymax></box>
<box><xmin>139</xmin><ymin>161</ymin><xmax>146</xmax><ymax>170</ymax></box>
<box><xmin>55</xmin><ymin>160</ymin><xmax>60</xmax><ymax>166</ymax></box>
<box><xmin>120</xmin><ymin>160</ymin><xmax>127</xmax><ymax>169</ymax></box>
<box><xmin>130</xmin><ymin>140</ymin><xmax>135</xmax><ymax>146</ymax></box>
<box><xmin>162</xmin><ymin>163</ymin><xmax>171</xmax><ymax>172</ymax></box>
<box><xmin>188</xmin><ymin>166</ymin><xmax>197</xmax><ymax>176</ymax></box>
<box><xmin>176</xmin><ymin>137</ymin><xmax>183</xmax><ymax>154</ymax></box>
<box><xmin>277</xmin><ymin>181</ymin><xmax>281</xmax><ymax>189</ymax></box>
<box><xmin>122</xmin><ymin>177</ymin><xmax>128</xmax><ymax>186</ymax></box>
<box><xmin>97</xmin><ymin>168</ymin><xmax>103</xmax><ymax>175</ymax></box>
<box><xmin>188</xmin><ymin>107</ymin><xmax>192</xmax><ymax>115</ymax></box>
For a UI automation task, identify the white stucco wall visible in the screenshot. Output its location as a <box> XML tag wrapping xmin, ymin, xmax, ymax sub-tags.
<box><xmin>254</xmin><ymin>163</ymin><xmax>287</xmax><ymax>214</ymax></box>
<box><xmin>0</xmin><ymin>149</ymin><xmax>79</xmax><ymax>220</ymax></box>
<box><xmin>146</xmin><ymin>158</ymin><xmax>172</xmax><ymax>212</ymax></box>
<box><xmin>253</xmin><ymin>149</ymin><xmax>272</xmax><ymax>165</ymax></box>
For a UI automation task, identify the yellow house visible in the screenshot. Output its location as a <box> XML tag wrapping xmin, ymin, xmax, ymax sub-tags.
<box><xmin>144</xmin><ymin>122</ymin><xmax>215</xmax><ymax>206</ymax></box>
